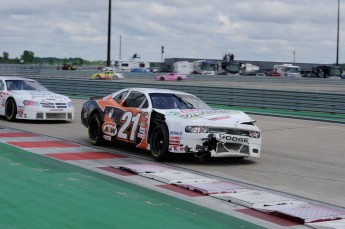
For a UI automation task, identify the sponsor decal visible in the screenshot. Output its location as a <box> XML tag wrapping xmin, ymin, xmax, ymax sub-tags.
<box><xmin>139</xmin><ymin>127</ymin><xmax>146</xmax><ymax>134</ymax></box>
<box><xmin>180</xmin><ymin>110</ymin><xmax>239</xmax><ymax>119</ymax></box>
<box><xmin>17</xmin><ymin>109</ymin><xmax>24</xmax><ymax>117</ymax></box>
<box><xmin>209</xmin><ymin>115</ymin><xmax>231</xmax><ymax>121</ymax></box>
<box><xmin>170</xmin><ymin>131</ymin><xmax>182</xmax><ymax>135</ymax></box>
<box><xmin>137</xmin><ymin>133</ymin><xmax>145</xmax><ymax>139</ymax></box>
<box><xmin>169</xmin><ymin>140</ymin><xmax>180</xmax><ymax>145</ymax></box>
<box><xmin>102</xmin><ymin>122</ymin><xmax>118</xmax><ymax>136</ymax></box>
<box><xmin>166</xmin><ymin>111</ymin><xmax>181</xmax><ymax>116</ymax></box>
<box><xmin>219</xmin><ymin>134</ymin><xmax>248</xmax><ymax>142</ymax></box>
<box><xmin>169</xmin><ymin>145</ymin><xmax>185</xmax><ymax>152</ymax></box>
<box><xmin>50</xmin><ymin>109</ymin><xmax>64</xmax><ymax>111</ymax></box>
<box><xmin>103</xmin><ymin>135</ymin><xmax>112</xmax><ymax>141</ymax></box>
<box><xmin>140</xmin><ymin>121</ymin><xmax>148</xmax><ymax>128</ymax></box>
<box><xmin>170</xmin><ymin>136</ymin><xmax>181</xmax><ymax>140</ymax></box>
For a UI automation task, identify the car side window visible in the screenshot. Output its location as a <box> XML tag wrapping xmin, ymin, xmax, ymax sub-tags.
<box><xmin>113</xmin><ymin>91</ymin><xmax>128</xmax><ymax>103</ymax></box>
<box><xmin>141</xmin><ymin>100</ymin><xmax>148</xmax><ymax>109</ymax></box>
<box><xmin>123</xmin><ymin>91</ymin><xmax>147</xmax><ymax>108</ymax></box>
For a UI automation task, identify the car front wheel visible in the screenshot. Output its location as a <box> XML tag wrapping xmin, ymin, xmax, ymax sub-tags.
<box><xmin>150</xmin><ymin>124</ymin><xmax>170</xmax><ymax>161</ymax></box>
<box><xmin>5</xmin><ymin>98</ymin><xmax>17</xmax><ymax>121</ymax></box>
<box><xmin>88</xmin><ymin>113</ymin><xmax>105</xmax><ymax>145</ymax></box>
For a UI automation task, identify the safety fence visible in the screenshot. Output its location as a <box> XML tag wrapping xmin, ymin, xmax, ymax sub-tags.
<box><xmin>30</xmin><ymin>77</ymin><xmax>345</xmax><ymax>123</ymax></box>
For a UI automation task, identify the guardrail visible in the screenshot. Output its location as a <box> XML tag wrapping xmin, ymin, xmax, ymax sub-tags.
<box><xmin>32</xmin><ymin>77</ymin><xmax>345</xmax><ymax>118</ymax></box>
<box><xmin>2</xmin><ymin>67</ymin><xmax>345</xmax><ymax>122</ymax></box>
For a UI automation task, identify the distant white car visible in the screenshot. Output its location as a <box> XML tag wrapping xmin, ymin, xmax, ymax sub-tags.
<box><xmin>0</xmin><ymin>76</ymin><xmax>74</xmax><ymax>121</ymax></box>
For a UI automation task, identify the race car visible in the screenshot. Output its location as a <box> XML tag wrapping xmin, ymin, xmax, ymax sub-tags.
<box><xmin>81</xmin><ymin>88</ymin><xmax>261</xmax><ymax>161</ymax></box>
<box><xmin>155</xmin><ymin>73</ymin><xmax>188</xmax><ymax>81</ymax></box>
<box><xmin>0</xmin><ymin>76</ymin><xmax>74</xmax><ymax>121</ymax></box>
<box><xmin>90</xmin><ymin>70</ymin><xmax>123</xmax><ymax>80</ymax></box>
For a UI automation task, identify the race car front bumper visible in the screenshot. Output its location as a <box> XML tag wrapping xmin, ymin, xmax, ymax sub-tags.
<box><xmin>181</xmin><ymin>132</ymin><xmax>261</xmax><ymax>158</ymax></box>
<box><xmin>17</xmin><ymin>106</ymin><xmax>74</xmax><ymax>120</ymax></box>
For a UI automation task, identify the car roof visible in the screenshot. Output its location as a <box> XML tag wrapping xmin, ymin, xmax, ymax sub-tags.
<box><xmin>127</xmin><ymin>87</ymin><xmax>192</xmax><ymax>95</ymax></box>
<box><xmin>0</xmin><ymin>76</ymin><xmax>34</xmax><ymax>81</ymax></box>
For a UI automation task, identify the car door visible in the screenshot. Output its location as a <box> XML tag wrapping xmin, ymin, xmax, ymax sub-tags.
<box><xmin>0</xmin><ymin>80</ymin><xmax>5</xmax><ymax>115</ymax></box>
<box><xmin>105</xmin><ymin>71</ymin><xmax>113</xmax><ymax>79</ymax></box>
<box><xmin>109</xmin><ymin>90</ymin><xmax>150</xmax><ymax>149</ymax></box>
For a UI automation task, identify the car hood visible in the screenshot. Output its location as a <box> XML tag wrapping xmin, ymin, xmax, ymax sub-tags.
<box><xmin>12</xmin><ymin>90</ymin><xmax>71</xmax><ymax>102</ymax></box>
<box><xmin>157</xmin><ymin>109</ymin><xmax>255</xmax><ymax>125</ymax></box>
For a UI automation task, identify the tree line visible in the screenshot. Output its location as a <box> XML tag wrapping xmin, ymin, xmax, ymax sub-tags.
<box><xmin>0</xmin><ymin>50</ymin><xmax>104</xmax><ymax>66</ymax></box>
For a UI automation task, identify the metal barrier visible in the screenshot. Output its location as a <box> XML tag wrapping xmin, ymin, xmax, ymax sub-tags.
<box><xmin>33</xmin><ymin>77</ymin><xmax>345</xmax><ymax>116</ymax></box>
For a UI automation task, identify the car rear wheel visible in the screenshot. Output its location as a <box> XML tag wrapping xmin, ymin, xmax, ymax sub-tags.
<box><xmin>95</xmin><ymin>75</ymin><xmax>100</xmax><ymax>80</ymax></box>
<box><xmin>150</xmin><ymin>124</ymin><xmax>170</xmax><ymax>161</ymax></box>
<box><xmin>177</xmin><ymin>77</ymin><xmax>182</xmax><ymax>81</ymax></box>
<box><xmin>159</xmin><ymin>77</ymin><xmax>165</xmax><ymax>81</ymax></box>
<box><xmin>88</xmin><ymin>113</ymin><xmax>105</xmax><ymax>145</ymax></box>
<box><xmin>5</xmin><ymin>98</ymin><xmax>17</xmax><ymax>121</ymax></box>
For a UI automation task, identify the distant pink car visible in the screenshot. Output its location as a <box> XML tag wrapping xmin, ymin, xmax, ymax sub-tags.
<box><xmin>155</xmin><ymin>73</ymin><xmax>188</xmax><ymax>81</ymax></box>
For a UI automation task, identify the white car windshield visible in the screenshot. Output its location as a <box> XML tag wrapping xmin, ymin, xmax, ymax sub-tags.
<box><xmin>6</xmin><ymin>80</ymin><xmax>48</xmax><ymax>91</ymax></box>
<box><xmin>149</xmin><ymin>93</ymin><xmax>211</xmax><ymax>109</ymax></box>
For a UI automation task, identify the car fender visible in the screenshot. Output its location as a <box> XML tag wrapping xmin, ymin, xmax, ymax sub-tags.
<box><xmin>150</xmin><ymin>108</ymin><xmax>184</xmax><ymax>137</ymax></box>
<box><xmin>81</xmin><ymin>100</ymin><xmax>105</xmax><ymax>127</ymax></box>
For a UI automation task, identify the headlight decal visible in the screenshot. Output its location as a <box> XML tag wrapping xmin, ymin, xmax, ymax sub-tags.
<box><xmin>249</xmin><ymin>131</ymin><xmax>260</xmax><ymax>138</ymax></box>
<box><xmin>23</xmin><ymin>100</ymin><xmax>40</xmax><ymax>106</ymax></box>
<box><xmin>185</xmin><ymin>126</ymin><xmax>209</xmax><ymax>133</ymax></box>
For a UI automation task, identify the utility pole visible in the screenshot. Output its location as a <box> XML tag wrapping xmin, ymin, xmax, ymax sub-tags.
<box><xmin>336</xmin><ymin>0</ymin><xmax>340</xmax><ymax>66</ymax></box>
<box><xmin>119</xmin><ymin>35</ymin><xmax>122</xmax><ymax>60</ymax></box>
<box><xmin>293</xmin><ymin>50</ymin><xmax>296</xmax><ymax>64</ymax></box>
<box><xmin>107</xmin><ymin>0</ymin><xmax>112</xmax><ymax>67</ymax></box>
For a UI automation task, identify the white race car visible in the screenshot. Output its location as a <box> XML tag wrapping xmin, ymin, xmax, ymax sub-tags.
<box><xmin>81</xmin><ymin>88</ymin><xmax>261</xmax><ymax>161</ymax></box>
<box><xmin>0</xmin><ymin>76</ymin><xmax>74</xmax><ymax>121</ymax></box>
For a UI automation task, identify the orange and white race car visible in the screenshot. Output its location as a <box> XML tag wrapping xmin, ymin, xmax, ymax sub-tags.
<box><xmin>81</xmin><ymin>88</ymin><xmax>261</xmax><ymax>161</ymax></box>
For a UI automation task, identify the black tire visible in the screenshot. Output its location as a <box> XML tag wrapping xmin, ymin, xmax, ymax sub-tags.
<box><xmin>150</xmin><ymin>124</ymin><xmax>170</xmax><ymax>161</ymax></box>
<box><xmin>5</xmin><ymin>98</ymin><xmax>17</xmax><ymax>121</ymax></box>
<box><xmin>159</xmin><ymin>77</ymin><xmax>165</xmax><ymax>81</ymax></box>
<box><xmin>88</xmin><ymin>113</ymin><xmax>105</xmax><ymax>145</ymax></box>
<box><xmin>177</xmin><ymin>77</ymin><xmax>182</xmax><ymax>81</ymax></box>
<box><xmin>95</xmin><ymin>75</ymin><xmax>100</xmax><ymax>80</ymax></box>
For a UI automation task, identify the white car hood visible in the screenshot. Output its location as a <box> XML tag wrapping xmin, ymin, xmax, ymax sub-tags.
<box><xmin>12</xmin><ymin>90</ymin><xmax>70</xmax><ymax>102</ymax></box>
<box><xmin>159</xmin><ymin>109</ymin><xmax>255</xmax><ymax>125</ymax></box>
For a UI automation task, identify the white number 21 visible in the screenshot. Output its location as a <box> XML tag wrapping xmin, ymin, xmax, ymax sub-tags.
<box><xmin>117</xmin><ymin>112</ymin><xmax>141</xmax><ymax>141</ymax></box>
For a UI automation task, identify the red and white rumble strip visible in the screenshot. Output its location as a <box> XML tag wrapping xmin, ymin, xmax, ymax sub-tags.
<box><xmin>1</xmin><ymin>126</ymin><xmax>345</xmax><ymax>229</ymax></box>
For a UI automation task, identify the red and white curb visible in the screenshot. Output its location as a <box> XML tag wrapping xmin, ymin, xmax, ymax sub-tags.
<box><xmin>1</xmin><ymin>127</ymin><xmax>345</xmax><ymax>229</ymax></box>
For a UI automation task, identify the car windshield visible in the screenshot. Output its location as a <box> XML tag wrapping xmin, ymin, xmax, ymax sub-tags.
<box><xmin>286</xmin><ymin>67</ymin><xmax>300</xmax><ymax>73</ymax></box>
<box><xmin>149</xmin><ymin>93</ymin><xmax>211</xmax><ymax>109</ymax></box>
<box><xmin>6</xmin><ymin>79</ymin><xmax>48</xmax><ymax>91</ymax></box>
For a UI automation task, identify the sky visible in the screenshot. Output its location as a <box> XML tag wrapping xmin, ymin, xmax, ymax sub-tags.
<box><xmin>1</xmin><ymin>0</ymin><xmax>344</xmax><ymax>64</ymax></box>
